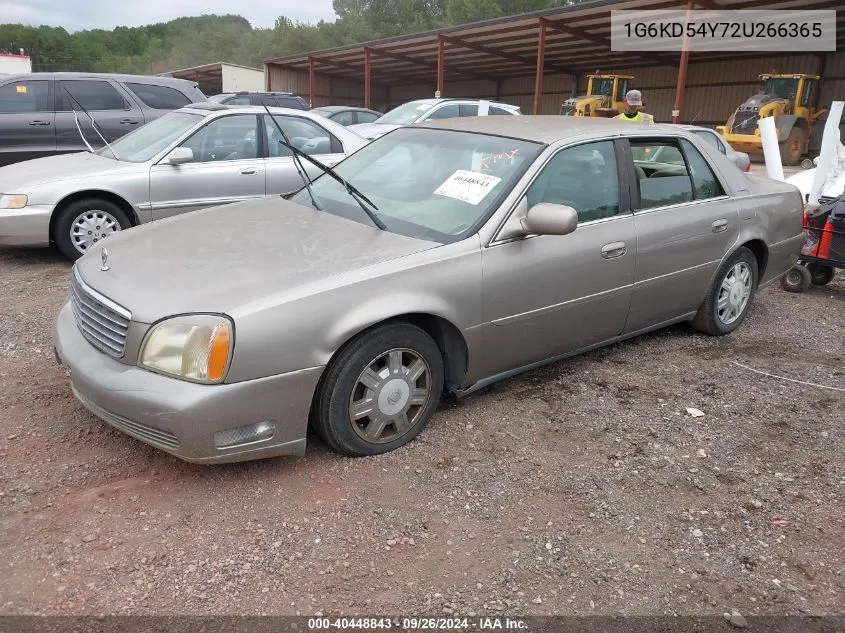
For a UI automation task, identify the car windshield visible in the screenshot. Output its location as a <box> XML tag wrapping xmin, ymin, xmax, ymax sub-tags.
<box><xmin>375</xmin><ymin>101</ymin><xmax>436</xmax><ymax>126</ymax></box>
<box><xmin>312</xmin><ymin>109</ymin><xmax>332</xmax><ymax>118</ymax></box>
<box><xmin>96</xmin><ymin>111</ymin><xmax>203</xmax><ymax>163</ymax></box>
<box><xmin>290</xmin><ymin>127</ymin><xmax>543</xmax><ymax>243</ymax></box>
<box><xmin>763</xmin><ymin>78</ymin><xmax>799</xmax><ymax>100</ymax></box>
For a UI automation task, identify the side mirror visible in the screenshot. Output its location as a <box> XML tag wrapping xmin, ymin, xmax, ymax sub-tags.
<box><xmin>521</xmin><ymin>203</ymin><xmax>578</xmax><ymax>236</ymax></box>
<box><xmin>164</xmin><ymin>147</ymin><xmax>194</xmax><ymax>165</ymax></box>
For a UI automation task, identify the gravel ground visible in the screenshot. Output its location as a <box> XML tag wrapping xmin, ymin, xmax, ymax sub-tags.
<box><xmin>0</xmin><ymin>245</ymin><xmax>843</xmax><ymax>618</ymax></box>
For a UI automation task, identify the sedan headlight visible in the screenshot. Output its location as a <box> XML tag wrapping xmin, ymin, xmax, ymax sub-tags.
<box><xmin>0</xmin><ymin>194</ymin><xmax>28</xmax><ymax>209</ymax></box>
<box><xmin>139</xmin><ymin>315</ymin><xmax>233</xmax><ymax>384</ymax></box>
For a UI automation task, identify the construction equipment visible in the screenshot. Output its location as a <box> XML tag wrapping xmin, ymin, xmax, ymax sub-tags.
<box><xmin>717</xmin><ymin>73</ymin><xmax>827</xmax><ymax>166</ymax></box>
<box><xmin>560</xmin><ymin>74</ymin><xmax>633</xmax><ymax>118</ymax></box>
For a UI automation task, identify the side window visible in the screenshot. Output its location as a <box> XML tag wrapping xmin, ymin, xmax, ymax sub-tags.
<box><xmin>694</xmin><ymin>130</ymin><xmax>725</xmax><ymax>154</ymax></box>
<box><xmin>526</xmin><ymin>140</ymin><xmax>620</xmax><ymax>223</ymax></box>
<box><xmin>800</xmin><ymin>80</ymin><xmax>815</xmax><ymax>108</ymax></box>
<box><xmin>330</xmin><ymin>111</ymin><xmax>355</xmax><ymax>126</ymax></box>
<box><xmin>255</xmin><ymin>95</ymin><xmax>279</xmax><ymax>107</ymax></box>
<box><xmin>425</xmin><ymin>104</ymin><xmax>460</xmax><ymax>121</ymax></box>
<box><xmin>59</xmin><ymin>80</ymin><xmax>127</xmax><ymax>111</ymax></box>
<box><xmin>459</xmin><ymin>104</ymin><xmax>479</xmax><ymax>117</ymax></box>
<box><xmin>631</xmin><ymin>140</ymin><xmax>694</xmax><ymax>209</ymax></box>
<box><xmin>226</xmin><ymin>96</ymin><xmax>251</xmax><ymax>105</ymax></box>
<box><xmin>178</xmin><ymin>115</ymin><xmax>258</xmax><ymax>162</ymax></box>
<box><xmin>277</xmin><ymin>97</ymin><xmax>307</xmax><ymax>110</ymax></box>
<box><xmin>0</xmin><ymin>80</ymin><xmax>50</xmax><ymax>112</ymax></box>
<box><xmin>356</xmin><ymin>111</ymin><xmax>379</xmax><ymax>123</ymax></box>
<box><xmin>125</xmin><ymin>83</ymin><xmax>190</xmax><ymax>110</ymax></box>
<box><xmin>489</xmin><ymin>106</ymin><xmax>513</xmax><ymax>116</ymax></box>
<box><xmin>263</xmin><ymin>114</ymin><xmax>337</xmax><ymax>157</ymax></box>
<box><xmin>680</xmin><ymin>139</ymin><xmax>725</xmax><ymax>200</ymax></box>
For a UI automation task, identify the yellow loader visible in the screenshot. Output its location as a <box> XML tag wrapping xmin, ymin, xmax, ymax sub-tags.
<box><xmin>560</xmin><ymin>74</ymin><xmax>633</xmax><ymax>117</ymax></box>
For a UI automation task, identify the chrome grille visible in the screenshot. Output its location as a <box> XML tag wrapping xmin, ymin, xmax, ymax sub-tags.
<box><xmin>70</xmin><ymin>269</ymin><xmax>131</xmax><ymax>358</ymax></box>
<box><xmin>732</xmin><ymin>111</ymin><xmax>759</xmax><ymax>135</ymax></box>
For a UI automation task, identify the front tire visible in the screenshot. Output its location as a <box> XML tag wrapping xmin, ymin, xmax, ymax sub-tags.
<box><xmin>312</xmin><ymin>323</ymin><xmax>444</xmax><ymax>456</ymax></box>
<box><xmin>779</xmin><ymin>127</ymin><xmax>805</xmax><ymax>166</ymax></box>
<box><xmin>691</xmin><ymin>247</ymin><xmax>758</xmax><ymax>336</ymax></box>
<box><xmin>53</xmin><ymin>198</ymin><xmax>132</xmax><ymax>261</ymax></box>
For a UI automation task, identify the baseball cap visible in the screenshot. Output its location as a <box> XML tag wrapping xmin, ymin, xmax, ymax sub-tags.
<box><xmin>625</xmin><ymin>89</ymin><xmax>643</xmax><ymax>106</ymax></box>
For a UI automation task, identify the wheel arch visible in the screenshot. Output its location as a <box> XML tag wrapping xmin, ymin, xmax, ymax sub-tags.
<box><xmin>739</xmin><ymin>238</ymin><xmax>769</xmax><ymax>282</ymax></box>
<box><xmin>49</xmin><ymin>190</ymin><xmax>139</xmax><ymax>243</ymax></box>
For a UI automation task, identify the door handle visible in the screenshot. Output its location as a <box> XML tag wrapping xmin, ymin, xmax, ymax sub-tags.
<box><xmin>28</xmin><ymin>120</ymin><xmax>51</xmax><ymax>126</ymax></box>
<box><xmin>601</xmin><ymin>241</ymin><xmax>627</xmax><ymax>259</ymax></box>
<box><xmin>119</xmin><ymin>119</ymin><xmax>139</xmax><ymax>125</ymax></box>
<box><xmin>712</xmin><ymin>219</ymin><xmax>728</xmax><ymax>233</ymax></box>
<box><xmin>240</xmin><ymin>168</ymin><xmax>258</xmax><ymax>175</ymax></box>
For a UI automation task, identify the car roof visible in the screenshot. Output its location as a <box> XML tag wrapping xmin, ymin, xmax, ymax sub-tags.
<box><xmin>417</xmin><ymin>115</ymin><xmax>691</xmax><ymax>144</ymax></box>
<box><xmin>406</xmin><ymin>98</ymin><xmax>517</xmax><ymax>108</ymax></box>
<box><xmin>4</xmin><ymin>72</ymin><xmax>198</xmax><ymax>88</ymax></box>
<box><xmin>314</xmin><ymin>106</ymin><xmax>378</xmax><ymax>112</ymax></box>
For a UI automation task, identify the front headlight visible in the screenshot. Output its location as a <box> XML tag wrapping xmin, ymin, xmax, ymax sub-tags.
<box><xmin>139</xmin><ymin>315</ymin><xmax>233</xmax><ymax>384</ymax></box>
<box><xmin>0</xmin><ymin>194</ymin><xmax>28</xmax><ymax>209</ymax></box>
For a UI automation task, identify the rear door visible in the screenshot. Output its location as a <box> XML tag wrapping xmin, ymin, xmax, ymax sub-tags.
<box><xmin>0</xmin><ymin>78</ymin><xmax>56</xmax><ymax>166</ymax></box>
<box><xmin>56</xmin><ymin>78</ymin><xmax>144</xmax><ymax>153</ymax></box>
<box><xmin>149</xmin><ymin>113</ymin><xmax>265</xmax><ymax>219</ymax></box>
<box><xmin>623</xmin><ymin>136</ymin><xmax>739</xmax><ymax>333</ymax></box>
<box><xmin>262</xmin><ymin>114</ymin><xmax>346</xmax><ymax>195</ymax></box>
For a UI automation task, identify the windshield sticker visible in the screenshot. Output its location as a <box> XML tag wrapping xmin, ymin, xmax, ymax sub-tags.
<box><xmin>15</xmin><ymin>85</ymin><xmax>26</xmax><ymax>94</ymax></box>
<box><xmin>434</xmin><ymin>170</ymin><xmax>502</xmax><ymax>205</ymax></box>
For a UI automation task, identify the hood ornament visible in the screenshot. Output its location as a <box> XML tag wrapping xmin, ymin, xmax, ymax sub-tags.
<box><xmin>100</xmin><ymin>247</ymin><xmax>109</xmax><ymax>272</ymax></box>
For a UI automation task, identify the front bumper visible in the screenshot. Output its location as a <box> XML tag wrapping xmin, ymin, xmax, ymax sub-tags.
<box><xmin>54</xmin><ymin>302</ymin><xmax>324</xmax><ymax>463</ymax></box>
<box><xmin>0</xmin><ymin>204</ymin><xmax>54</xmax><ymax>247</ymax></box>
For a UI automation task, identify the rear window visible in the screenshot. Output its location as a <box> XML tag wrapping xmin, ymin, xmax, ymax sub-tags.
<box><xmin>125</xmin><ymin>83</ymin><xmax>191</xmax><ymax>110</ymax></box>
<box><xmin>276</xmin><ymin>96</ymin><xmax>308</xmax><ymax>110</ymax></box>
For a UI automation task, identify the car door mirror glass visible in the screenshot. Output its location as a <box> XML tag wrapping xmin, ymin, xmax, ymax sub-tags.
<box><xmin>522</xmin><ymin>203</ymin><xmax>578</xmax><ymax>236</ymax></box>
<box><xmin>165</xmin><ymin>147</ymin><xmax>194</xmax><ymax>165</ymax></box>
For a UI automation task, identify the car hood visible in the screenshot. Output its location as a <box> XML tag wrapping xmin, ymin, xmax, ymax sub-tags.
<box><xmin>347</xmin><ymin>122</ymin><xmax>400</xmax><ymax>139</ymax></box>
<box><xmin>786</xmin><ymin>167</ymin><xmax>845</xmax><ymax>200</ymax></box>
<box><xmin>0</xmin><ymin>151</ymin><xmax>141</xmax><ymax>191</ymax></box>
<box><xmin>74</xmin><ymin>197</ymin><xmax>438</xmax><ymax>323</ymax></box>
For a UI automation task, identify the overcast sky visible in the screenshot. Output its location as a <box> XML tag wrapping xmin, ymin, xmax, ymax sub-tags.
<box><xmin>0</xmin><ymin>0</ymin><xmax>337</xmax><ymax>31</ymax></box>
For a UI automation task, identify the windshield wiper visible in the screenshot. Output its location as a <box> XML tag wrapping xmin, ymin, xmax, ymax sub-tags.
<box><xmin>262</xmin><ymin>107</ymin><xmax>386</xmax><ymax>231</ymax></box>
<box><xmin>262</xmin><ymin>105</ymin><xmax>321</xmax><ymax>211</ymax></box>
<box><xmin>63</xmin><ymin>88</ymin><xmax>119</xmax><ymax>160</ymax></box>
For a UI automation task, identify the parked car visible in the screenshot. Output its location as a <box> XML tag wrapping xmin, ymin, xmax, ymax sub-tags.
<box><xmin>348</xmin><ymin>98</ymin><xmax>521</xmax><ymax>140</ymax></box>
<box><xmin>53</xmin><ymin>117</ymin><xmax>803</xmax><ymax>464</ymax></box>
<box><xmin>311</xmin><ymin>105</ymin><xmax>382</xmax><ymax>126</ymax></box>
<box><xmin>683</xmin><ymin>125</ymin><xmax>751</xmax><ymax>172</ymax></box>
<box><xmin>0</xmin><ymin>103</ymin><xmax>367</xmax><ymax>260</ymax></box>
<box><xmin>208</xmin><ymin>92</ymin><xmax>309</xmax><ymax>110</ymax></box>
<box><xmin>0</xmin><ymin>72</ymin><xmax>206</xmax><ymax>167</ymax></box>
<box><xmin>785</xmin><ymin>141</ymin><xmax>845</xmax><ymax>202</ymax></box>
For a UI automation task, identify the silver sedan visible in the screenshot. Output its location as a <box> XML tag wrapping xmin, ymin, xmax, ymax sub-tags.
<box><xmin>0</xmin><ymin>103</ymin><xmax>368</xmax><ymax>260</ymax></box>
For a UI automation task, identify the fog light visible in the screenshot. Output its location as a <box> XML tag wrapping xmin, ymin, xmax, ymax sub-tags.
<box><xmin>214</xmin><ymin>421</ymin><xmax>275</xmax><ymax>449</ymax></box>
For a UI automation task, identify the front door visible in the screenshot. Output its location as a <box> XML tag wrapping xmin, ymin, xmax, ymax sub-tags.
<box><xmin>481</xmin><ymin>139</ymin><xmax>636</xmax><ymax>377</ymax></box>
<box><xmin>55</xmin><ymin>79</ymin><xmax>145</xmax><ymax>154</ymax></box>
<box><xmin>624</xmin><ymin>137</ymin><xmax>740</xmax><ymax>333</ymax></box>
<box><xmin>261</xmin><ymin>114</ymin><xmax>345</xmax><ymax>196</ymax></box>
<box><xmin>149</xmin><ymin>113</ymin><xmax>265</xmax><ymax>220</ymax></box>
<box><xmin>0</xmin><ymin>78</ymin><xmax>55</xmax><ymax>166</ymax></box>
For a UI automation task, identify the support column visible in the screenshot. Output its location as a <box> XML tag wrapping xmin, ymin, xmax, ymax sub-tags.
<box><xmin>672</xmin><ymin>0</ymin><xmax>694</xmax><ymax>124</ymax></box>
<box><xmin>533</xmin><ymin>22</ymin><xmax>546</xmax><ymax>115</ymax></box>
<box><xmin>436</xmin><ymin>36</ymin><xmax>445</xmax><ymax>97</ymax></box>
<box><xmin>308</xmin><ymin>57</ymin><xmax>316</xmax><ymax>108</ymax></box>
<box><xmin>264</xmin><ymin>63</ymin><xmax>270</xmax><ymax>91</ymax></box>
<box><xmin>364</xmin><ymin>47</ymin><xmax>372</xmax><ymax>109</ymax></box>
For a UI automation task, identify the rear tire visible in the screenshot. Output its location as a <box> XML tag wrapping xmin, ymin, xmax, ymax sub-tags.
<box><xmin>780</xmin><ymin>265</ymin><xmax>812</xmax><ymax>293</ymax></box>
<box><xmin>691</xmin><ymin>247</ymin><xmax>758</xmax><ymax>336</ymax></box>
<box><xmin>312</xmin><ymin>323</ymin><xmax>444</xmax><ymax>457</ymax></box>
<box><xmin>807</xmin><ymin>262</ymin><xmax>835</xmax><ymax>286</ymax></box>
<box><xmin>779</xmin><ymin>127</ymin><xmax>805</xmax><ymax>166</ymax></box>
<box><xmin>53</xmin><ymin>198</ymin><xmax>132</xmax><ymax>261</ymax></box>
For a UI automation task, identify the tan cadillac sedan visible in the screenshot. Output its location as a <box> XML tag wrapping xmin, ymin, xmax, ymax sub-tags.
<box><xmin>54</xmin><ymin>117</ymin><xmax>804</xmax><ymax>463</ymax></box>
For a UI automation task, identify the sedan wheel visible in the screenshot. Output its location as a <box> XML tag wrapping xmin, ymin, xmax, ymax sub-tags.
<box><xmin>53</xmin><ymin>198</ymin><xmax>132</xmax><ymax>261</ymax></box>
<box><xmin>313</xmin><ymin>323</ymin><xmax>444</xmax><ymax>456</ymax></box>
<box><xmin>691</xmin><ymin>247</ymin><xmax>758</xmax><ymax>336</ymax></box>
<box><xmin>71</xmin><ymin>210</ymin><xmax>121</xmax><ymax>254</ymax></box>
<box><xmin>717</xmin><ymin>262</ymin><xmax>753</xmax><ymax>325</ymax></box>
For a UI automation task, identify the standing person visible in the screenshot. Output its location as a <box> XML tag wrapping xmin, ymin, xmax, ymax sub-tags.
<box><xmin>614</xmin><ymin>89</ymin><xmax>654</xmax><ymax>123</ymax></box>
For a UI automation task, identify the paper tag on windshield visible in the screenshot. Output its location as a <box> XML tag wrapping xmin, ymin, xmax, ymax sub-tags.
<box><xmin>16</xmin><ymin>85</ymin><xmax>26</xmax><ymax>94</ymax></box>
<box><xmin>434</xmin><ymin>170</ymin><xmax>501</xmax><ymax>205</ymax></box>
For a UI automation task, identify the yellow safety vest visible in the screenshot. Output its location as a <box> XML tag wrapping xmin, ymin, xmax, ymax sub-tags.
<box><xmin>614</xmin><ymin>112</ymin><xmax>654</xmax><ymax>123</ymax></box>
